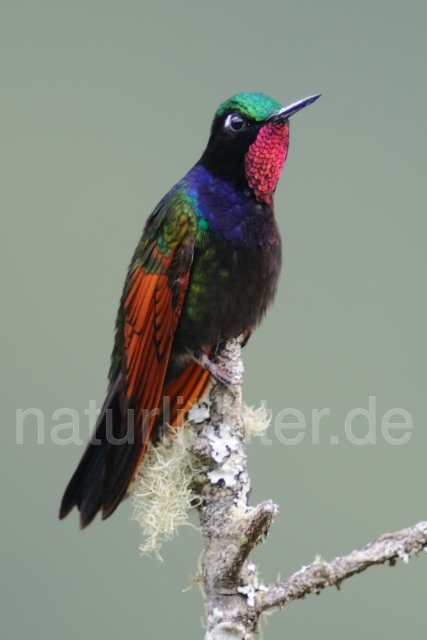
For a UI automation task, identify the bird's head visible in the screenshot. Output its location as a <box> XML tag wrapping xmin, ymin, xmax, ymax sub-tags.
<box><xmin>200</xmin><ymin>92</ymin><xmax>320</xmax><ymax>204</ymax></box>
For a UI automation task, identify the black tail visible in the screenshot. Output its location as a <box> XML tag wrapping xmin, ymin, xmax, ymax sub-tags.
<box><xmin>59</xmin><ymin>378</ymin><xmax>122</xmax><ymax>528</ymax></box>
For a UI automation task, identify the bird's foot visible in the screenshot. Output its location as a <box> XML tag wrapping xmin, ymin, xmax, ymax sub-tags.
<box><xmin>196</xmin><ymin>352</ymin><xmax>241</xmax><ymax>387</ymax></box>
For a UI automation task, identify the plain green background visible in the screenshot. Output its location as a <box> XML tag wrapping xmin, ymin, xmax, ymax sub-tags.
<box><xmin>2</xmin><ymin>1</ymin><xmax>426</xmax><ymax>638</ymax></box>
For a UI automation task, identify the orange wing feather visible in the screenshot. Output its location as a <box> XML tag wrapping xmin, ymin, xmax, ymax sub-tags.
<box><xmin>59</xmin><ymin>191</ymin><xmax>209</xmax><ymax>526</ymax></box>
<box><xmin>155</xmin><ymin>360</ymin><xmax>211</xmax><ymax>435</ymax></box>
<box><xmin>102</xmin><ymin>243</ymin><xmax>194</xmax><ymax>518</ymax></box>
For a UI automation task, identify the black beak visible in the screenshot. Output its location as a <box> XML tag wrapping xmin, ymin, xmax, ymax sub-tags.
<box><xmin>270</xmin><ymin>94</ymin><xmax>321</xmax><ymax>123</ymax></box>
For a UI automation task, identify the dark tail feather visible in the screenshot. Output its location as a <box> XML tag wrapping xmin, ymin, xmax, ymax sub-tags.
<box><xmin>59</xmin><ymin>377</ymin><xmax>122</xmax><ymax>528</ymax></box>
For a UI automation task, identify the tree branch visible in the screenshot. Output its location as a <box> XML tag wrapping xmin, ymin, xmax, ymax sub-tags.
<box><xmin>189</xmin><ymin>338</ymin><xmax>426</xmax><ymax>639</ymax></box>
<box><xmin>256</xmin><ymin>521</ymin><xmax>427</xmax><ymax>614</ymax></box>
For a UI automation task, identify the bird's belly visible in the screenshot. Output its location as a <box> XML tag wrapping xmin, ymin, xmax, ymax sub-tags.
<box><xmin>174</xmin><ymin>239</ymin><xmax>281</xmax><ymax>351</ymax></box>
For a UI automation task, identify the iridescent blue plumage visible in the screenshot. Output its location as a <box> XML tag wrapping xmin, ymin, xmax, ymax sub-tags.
<box><xmin>185</xmin><ymin>164</ymin><xmax>277</xmax><ymax>250</ymax></box>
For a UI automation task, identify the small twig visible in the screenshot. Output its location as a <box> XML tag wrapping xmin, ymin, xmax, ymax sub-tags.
<box><xmin>256</xmin><ymin>521</ymin><xmax>427</xmax><ymax>613</ymax></box>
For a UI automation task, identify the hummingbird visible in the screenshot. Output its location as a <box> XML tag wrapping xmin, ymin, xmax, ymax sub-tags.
<box><xmin>59</xmin><ymin>91</ymin><xmax>320</xmax><ymax>528</ymax></box>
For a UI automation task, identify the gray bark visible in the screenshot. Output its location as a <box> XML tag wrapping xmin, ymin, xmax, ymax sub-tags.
<box><xmin>189</xmin><ymin>339</ymin><xmax>427</xmax><ymax>639</ymax></box>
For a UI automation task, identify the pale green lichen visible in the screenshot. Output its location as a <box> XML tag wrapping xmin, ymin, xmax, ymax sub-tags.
<box><xmin>242</xmin><ymin>402</ymin><xmax>272</xmax><ymax>438</ymax></box>
<box><xmin>129</xmin><ymin>402</ymin><xmax>272</xmax><ymax>558</ymax></box>
<box><xmin>129</xmin><ymin>426</ymin><xmax>201</xmax><ymax>559</ymax></box>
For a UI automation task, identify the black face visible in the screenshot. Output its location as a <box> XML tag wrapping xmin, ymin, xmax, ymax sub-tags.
<box><xmin>200</xmin><ymin>110</ymin><xmax>261</xmax><ymax>185</ymax></box>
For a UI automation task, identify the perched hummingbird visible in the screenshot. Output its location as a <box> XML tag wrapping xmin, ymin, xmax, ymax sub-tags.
<box><xmin>60</xmin><ymin>91</ymin><xmax>320</xmax><ymax>528</ymax></box>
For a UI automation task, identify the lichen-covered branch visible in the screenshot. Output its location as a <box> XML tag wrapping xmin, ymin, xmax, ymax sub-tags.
<box><xmin>189</xmin><ymin>338</ymin><xmax>426</xmax><ymax>640</ymax></box>
<box><xmin>256</xmin><ymin>521</ymin><xmax>427</xmax><ymax>614</ymax></box>
<box><xmin>189</xmin><ymin>339</ymin><xmax>277</xmax><ymax>639</ymax></box>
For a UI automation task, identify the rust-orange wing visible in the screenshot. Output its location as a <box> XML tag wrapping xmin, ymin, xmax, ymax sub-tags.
<box><xmin>102</xmin><ymin>193</ymin><xmax>198</xmax><ymax>518</ymax></box>
<box><xmin>157</xmin><ymin>360</ymin><xmax>211</xmax><ymax>432</ymax></box>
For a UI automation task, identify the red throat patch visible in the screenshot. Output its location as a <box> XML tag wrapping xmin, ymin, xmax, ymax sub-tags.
<box><xmin>245</xmin><ymin>122</ymin><xmax>289</xmax><ymax>204</ymax></box>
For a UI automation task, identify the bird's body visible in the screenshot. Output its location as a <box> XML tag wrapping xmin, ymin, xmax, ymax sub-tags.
<box><xmin>60</xmin><ymin>92</ymin><xmax>320</xmax><ymax>528</ymax></box>
<box><xmin>151</xmin><ymin>164</ymin><xmax>282</xmax><ymax>352</ymax></box>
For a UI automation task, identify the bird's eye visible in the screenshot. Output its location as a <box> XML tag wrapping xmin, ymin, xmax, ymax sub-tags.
<box><xmin>225</xmin><ymin>113</ymin><xmax>247</xmax><ymax>132</ymax></box>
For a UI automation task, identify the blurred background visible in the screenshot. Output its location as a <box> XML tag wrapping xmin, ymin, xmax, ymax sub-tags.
<box><xmin>2</xmin><ymin>1</ymin><xmax>426</xmax><ymax>638</ymax></box>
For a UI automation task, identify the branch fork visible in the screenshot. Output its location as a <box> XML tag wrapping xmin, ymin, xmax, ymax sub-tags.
<box><xmin>188</xmin><ymin>339</ymin><xmax>427</xmax><ymax>639</ymax></box>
